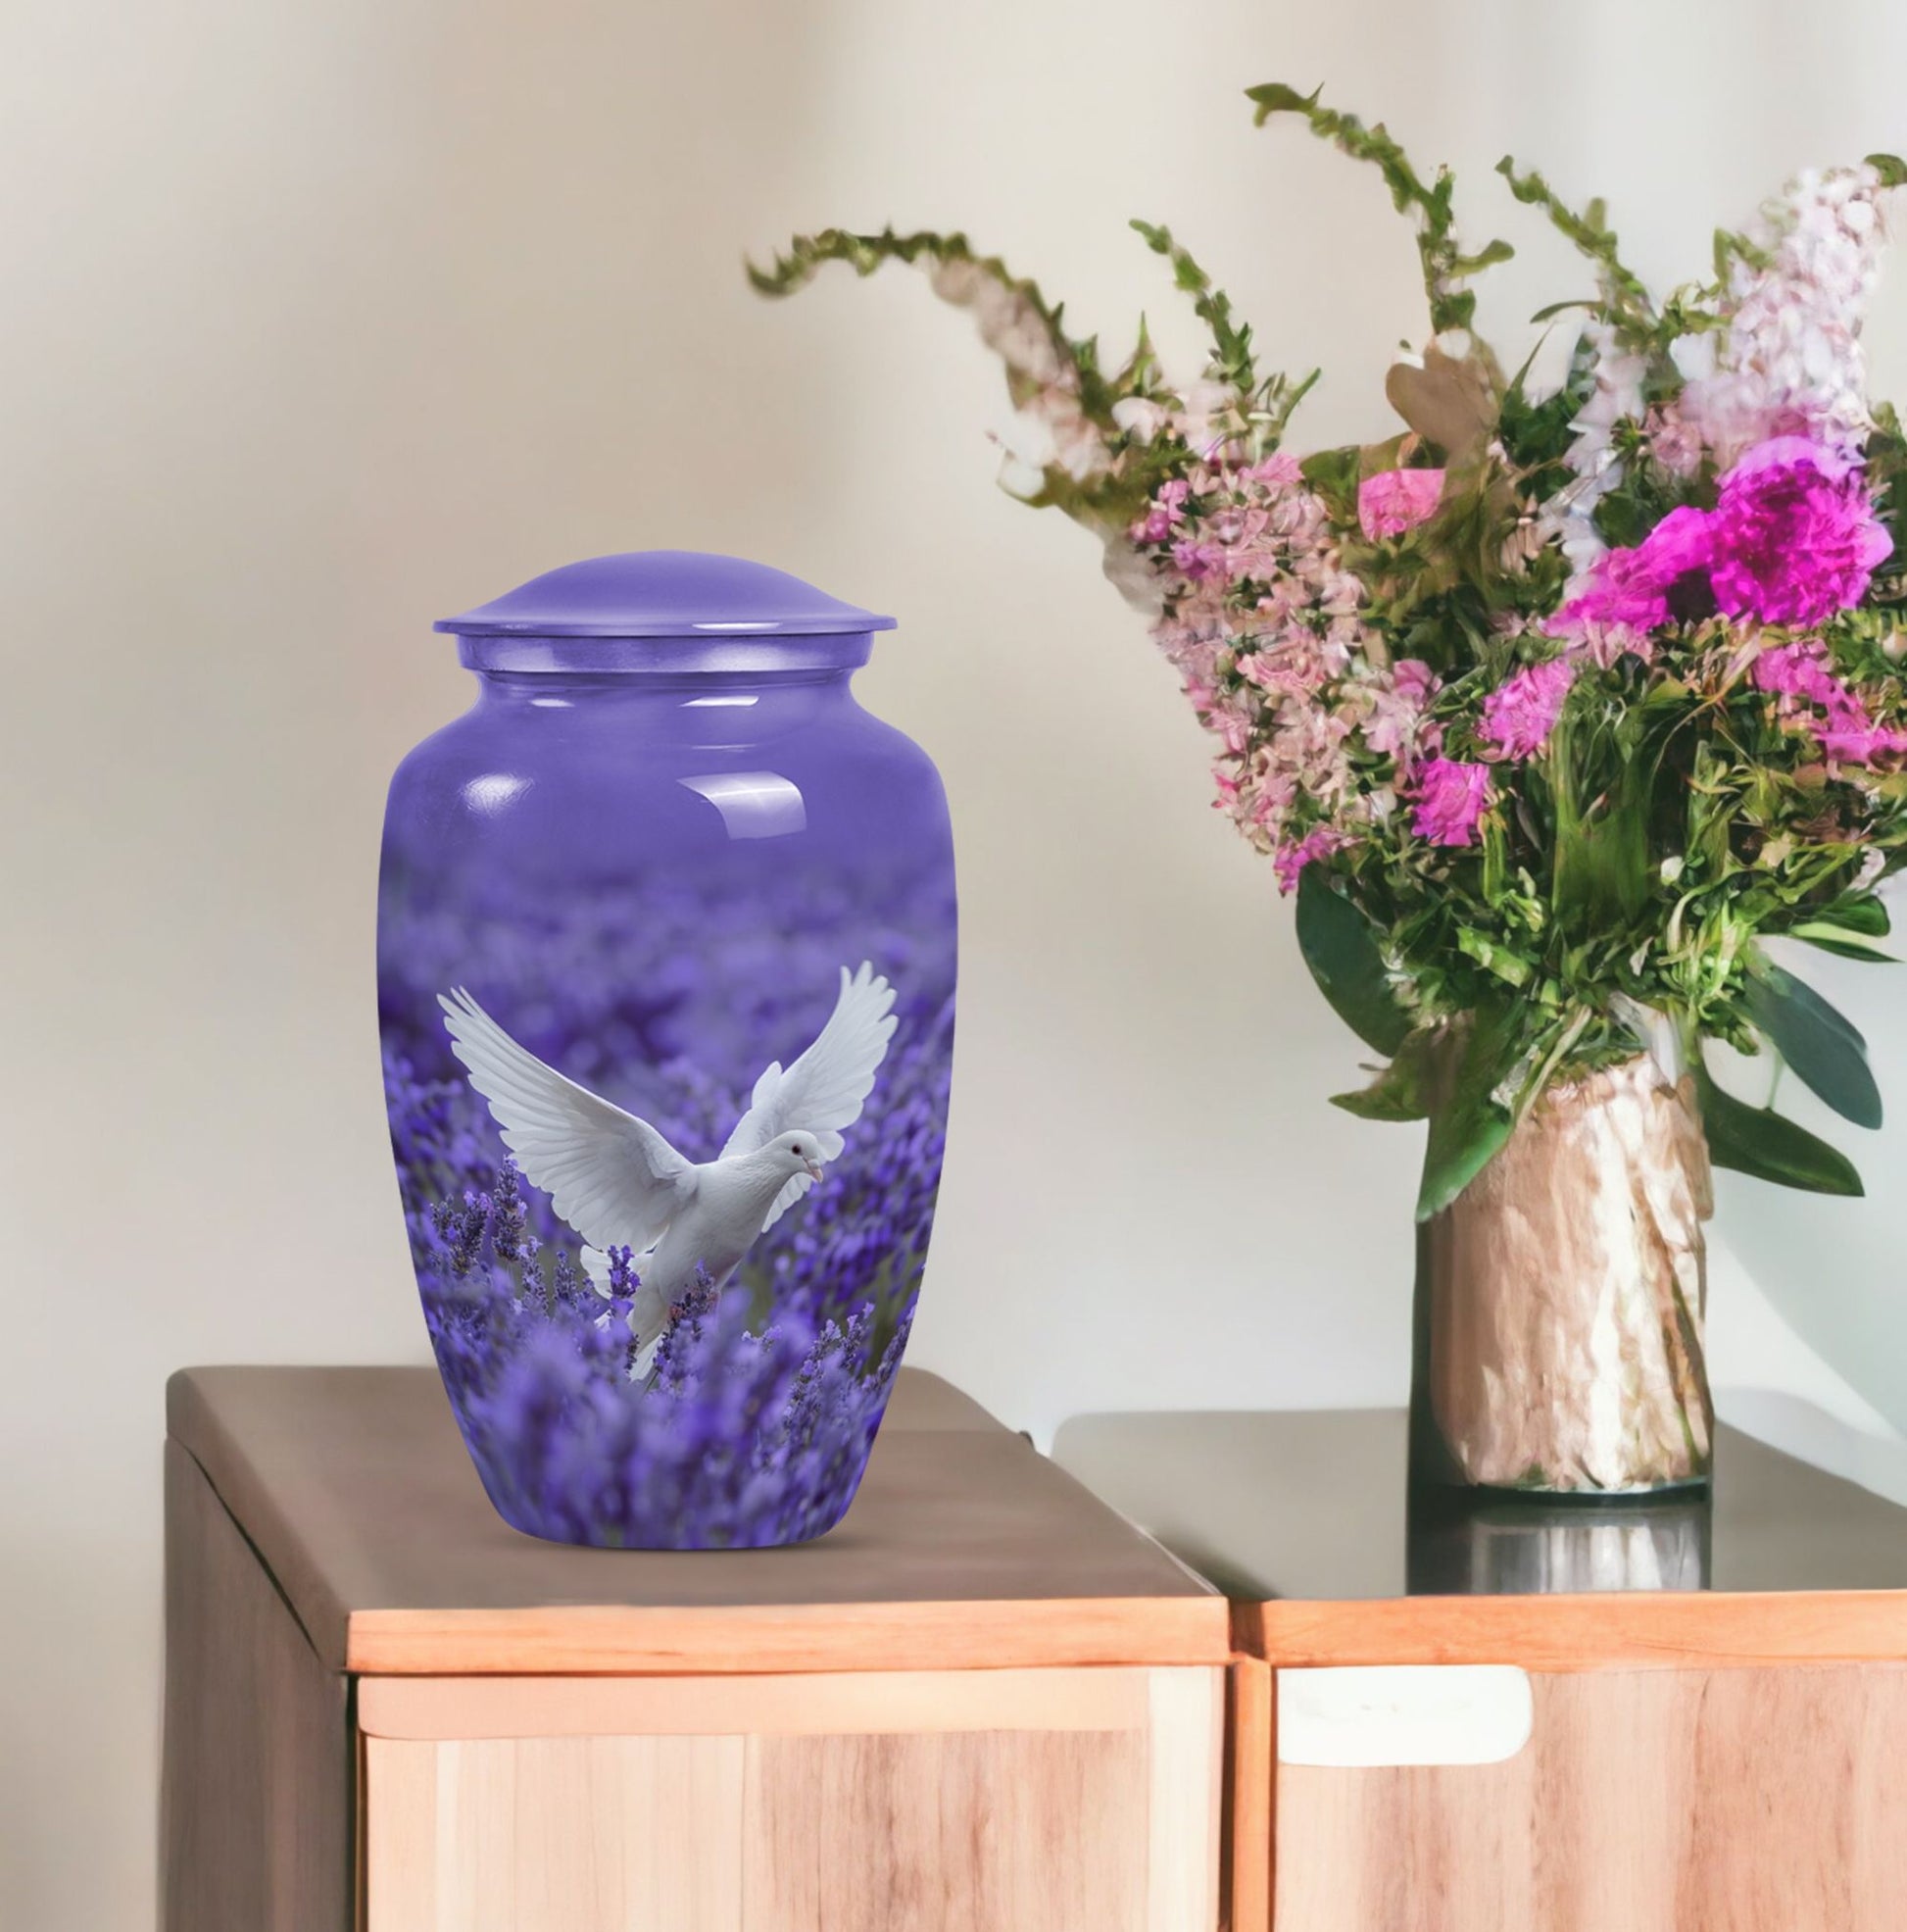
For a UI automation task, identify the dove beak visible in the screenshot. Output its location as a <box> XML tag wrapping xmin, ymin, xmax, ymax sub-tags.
<box><xmin>804</xmin><ymin>1158</ymin><xmax>825</xmax><ymax>1182</ymax></box>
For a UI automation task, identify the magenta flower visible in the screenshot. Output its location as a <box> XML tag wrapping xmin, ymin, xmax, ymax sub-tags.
<box><xmin>1752</xmin><ymin>638</ymin><xmax>1907</xmax><ymax>766</ymax></box>
<box><xmin>1272</xmin><ymin>824</ymin><xmax>1352</xmax><ymax>894</ymax></box>
<box><xmin>1409</xmin><ymin>758</ymin><xmax>1491</xmax><ymax>847</ymax></box>
<box><xmin>1480</xmin><ymin>658</ymin><xmax>1576</xmax><ymax>762</ymax></box>
<box><xmin>1130</xmin><ymin>475</ymin><xmax>1191</xmax><ymax>544</ymax></box>
<box><xmin>1358</xmin><ymin>468</ymin><xmax>1444</xmax><ymax>540</ymax></box>
<box><xmin>1751</xmin><ymin>640</ymin><xmax>1847</xmax><ymax>709</ymax></box>
<box><xmin>1554</xmin><ymin>439</ymin><xmax>1890</xmax><ymax>644</ymax></box>
<box><xmin>1707</xmin><ymin>437</ymin><xmax>1892</xmax><ymax>625</ymax></box>
<box><xmin>1552</xmin><ymin>505</ymin><xmax>1715</xmax><ymax>639</ymax></box>
<box><xmin>1816</xmin><ymin>713</ymin><xmax>1907</xmax><ymax>764</ymax></box>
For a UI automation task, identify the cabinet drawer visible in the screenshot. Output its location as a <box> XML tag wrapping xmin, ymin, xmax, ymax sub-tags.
<box><xmin>1274</xmin><ymin>1662</ymin><xmax>1907</xmax><ymax>1931</ymax></box>
<box><xmin>362</xmin><ymin>1665</ymin><xmax>1222</xmax><ymax>1932</ymax></box>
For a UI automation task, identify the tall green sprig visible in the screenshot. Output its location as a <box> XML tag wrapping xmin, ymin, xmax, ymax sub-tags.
<box><xmin>1493</xmin><ymin>158</ymin><xmax>1658</xmax><ymax>347</ymax></box>
<box><xmin>1247</xmin><ymin>82</ymin><xmax>1514</xmax><ymax>333</ymax></box>
<box><xmin>1129</xmin><ymin>219</ymin><xmax>1319</xmax><ymax>449</ymax></box>
<box><xmin>748</xmin><ymin>226</ymin><xmax>1127</xmax><ymax>427</ymax></box>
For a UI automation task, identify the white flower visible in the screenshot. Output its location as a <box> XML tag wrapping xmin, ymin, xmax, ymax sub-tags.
<box><xmin>1540</xmin><ymin>322</ymin><xmax>1647</xmax><ymax>579</ymax></box>
<box><xmin>1111</xmin><ymin>396</ymin><xmax>1172</xmax><ymax>443</ymax></box>
<box><xmin>1676</xmin><ymin>165</ymin><xmax>1893</xmax><ymax>466</ymax></box>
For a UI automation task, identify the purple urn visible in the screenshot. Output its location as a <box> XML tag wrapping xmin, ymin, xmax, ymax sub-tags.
<box><xmin>377</xmin><ymin>552</ymin><xmax>956</xmax><ymax>1548</ymax></box>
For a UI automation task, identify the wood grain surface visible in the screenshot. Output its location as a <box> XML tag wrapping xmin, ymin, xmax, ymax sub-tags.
<box><xmin>1223</xmin><ymin>1660</ymin><xmax>1273</xmax><ymax>1932</ymax></box>
<box><xmin>167</xmin><ymin>1366</ymin><xmax>1225</xmax><ymax>1675</ymax></box>
<box><xmin>1274</xmin><ymin>1662</ymin><xmax>1907</xmax><ymax>1931</ymax></box>
<box><xmin>1239</xmin><ymin>1587</ymin><xmax>1907</xmax><ymax>1670</ymax></box>
<box><xmin>362</xmin><ymin>1664</ymin><xmax>1222</xmax><ymax>1932</ymax></box>
<box><xmin>160</xmin><ymin>1442</ymin><xmax>351</xmax><ymax>1932</ymax></box>
<box><xmin>358</xmin><ymin>1664</ymin><xmax>1156</xmax><ymax>1739</ymax></box>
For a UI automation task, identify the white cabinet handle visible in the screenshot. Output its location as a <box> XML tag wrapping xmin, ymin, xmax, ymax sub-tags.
<box><xmin>1277</xmin><ymin>1665</ymin><xmax>1534</xmax><ymax>1767</ymax></box>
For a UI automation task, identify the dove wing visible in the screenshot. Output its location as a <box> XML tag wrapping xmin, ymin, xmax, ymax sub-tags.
<box><xmin>439</xmin><ymin>988</ymin><xmax>696</xmax><ymax>1256</ymax></box>
<box><xmin>721</xmin><ymin>961</ymin><xmax>898</xmax><ymax>1229</ymax></box>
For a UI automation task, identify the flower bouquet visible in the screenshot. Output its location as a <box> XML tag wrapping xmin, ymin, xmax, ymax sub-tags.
<box><xmin>753</xmin><ymin>87</ymin><xmax>1907</xmax><ymax>1493</ymax></box>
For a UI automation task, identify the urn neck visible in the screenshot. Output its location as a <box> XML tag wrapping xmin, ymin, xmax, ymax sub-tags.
<box><xmin>454</xmin><ymin>631</ymin><xmax>875</xmax><ymax>676</ymax></box>
<box><xmin>465</xmin><ymin>664</ymin><xmax>862</xmax><ymax>743</ymax></box>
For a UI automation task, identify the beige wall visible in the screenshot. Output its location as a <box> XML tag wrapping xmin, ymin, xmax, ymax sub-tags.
<box><xmin>5</xmin><ymin>1</ymin><xmax>1907</xmax><ymax>1923</ymax></box>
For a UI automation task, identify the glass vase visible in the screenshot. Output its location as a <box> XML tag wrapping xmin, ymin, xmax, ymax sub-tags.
<box><xmin>1409</xmin><ymin>1053</ymin><xmax>1714</xmax><ymax>1495</ymax></box>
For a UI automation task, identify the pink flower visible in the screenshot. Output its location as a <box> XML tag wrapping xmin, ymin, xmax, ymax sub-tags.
<box><xmin>1552</xmin><ymin>505</ymin><xmax>1715</xmax><ymax>637</ymax></box>
<box><xmin>1550</xmin><ymin>438</ymin><xmax>1889</xmax><ymax>644</ymax></box>
<box><xmin>1130</xmin><ymin>476</ymin><xmax>1191</xmax><ymax>544</ymax></box>
<box><xmin>1272</xmin><ymin>824</ymin><xmax>1352</xmax><ymax>894</ymax></box>
<box><xmin>1170</xmin><ymin>537</ymin><xmax>1228</xmax><ymax>580</ymax></box>
<box><xmin>1357</xmin><ymin>469</ymin><xmax>1445</xmax><ymax>540</ymax></box>
<box><xmin>1240</xmin><ymin>452</ymin><xmax>1302</xmax><ymax>489</ymax></box>
<box><xmin>1644</xmin><ymin>405</ymin><xmax>1705</xmax><ymax>479</ymax></box>
<box><xmin>1816</xmin><ymin>713</ymin><xmax>1907</xmax><ymax>764</ymax></box>
<box><xmin>1238</xmin><ymin>630</ymin><xmax>1349</xmax><ymax>697</ymax></box>
<box><xmin>1752</xmin><ymin>639</ymin><xmax>1907</xmax><ymax>766</ymax></box>
<box><xmin>1392</xmin><ymin>658</ymin><xmax>1439</xmax><ymax>706</ymax></box>
<box><xmin>1480</xmin><ymin>658</ymin><xmax>1576</xmax><ymax>762</ymax></box>
<box><xmin>1751</xmin><ymin>640</ymin><xmax>1846</xmax><ymax>710</ymax></box>
<box><xmin>1409</xmin><ymin>758</ymin><xmax>1491</xmax><ymax>847</ymax></box>
<box><xmin>1362</xmin><ymin>658</ymin><xmax>1439</xmax><ymax>763</ymax></box>
<box><xmin>1706</xmin><ymin>437</ymin><xmax>1892</xmax><ymax>625</ymax></box>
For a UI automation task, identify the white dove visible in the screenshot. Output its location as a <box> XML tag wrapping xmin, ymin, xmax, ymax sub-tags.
<box><xmin>438</xmin><ymin>964</ymin><xmax>897</xmax><ymax>1346</ymax></box>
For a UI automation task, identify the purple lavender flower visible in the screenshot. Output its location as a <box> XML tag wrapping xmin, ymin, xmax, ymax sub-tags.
<box><xmin>380</xmin><ymin>861</ymin><xmax>954</xmax><ymax>1548</ymax></box>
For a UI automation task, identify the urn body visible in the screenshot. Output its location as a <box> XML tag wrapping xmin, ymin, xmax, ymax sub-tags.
<box><xmin>377</xmin><ymin>554</ymin><xmax>956</xmax><ymax>1548</ymax></box>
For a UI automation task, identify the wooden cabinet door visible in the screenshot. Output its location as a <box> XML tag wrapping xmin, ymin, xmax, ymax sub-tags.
<box><xmin>362</xmin><ymin>1665</ymin><xmax>1222</xmax><ymax>1932</ymax></box>
<box><xmin>1274</xmin><ymin>1662</ymin><xmax>1907</xmax><ymax>1932</ymax></box>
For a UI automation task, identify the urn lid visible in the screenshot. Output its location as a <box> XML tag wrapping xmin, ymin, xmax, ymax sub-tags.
<box><xmin>435</xmin><ymin>550</ymin><xmax>897</xmax><ymax>640</ymax></box>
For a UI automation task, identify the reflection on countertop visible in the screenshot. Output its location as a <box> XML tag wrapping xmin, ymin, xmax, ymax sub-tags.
<box><xmin>1051</xmin><ymin>1407</ymin><xmax>1907</xmax><ymax>1602</ymax></box>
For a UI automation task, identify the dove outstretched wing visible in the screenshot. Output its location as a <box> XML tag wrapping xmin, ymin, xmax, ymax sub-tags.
<box><xmin>721</xmin><ymin>962</ymin><xmax>898</xmax><ymax>1229</ymax></box>
<box><xmin>439</xmin><ymin>988</ymin><xmax>697</xmax><ymax>1257</ymax></box>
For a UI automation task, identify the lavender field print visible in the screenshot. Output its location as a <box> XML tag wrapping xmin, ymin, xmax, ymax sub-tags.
<box><xmin>378</xmin><ymin>553</ymin><xmax>955</xmax><ymax>1548</ymax></box>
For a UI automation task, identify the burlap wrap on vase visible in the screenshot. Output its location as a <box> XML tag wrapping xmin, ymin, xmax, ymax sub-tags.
<box><xmin>1414</xmin><ymin>1054</ymin><xmax>1714</xmax><ymax>1494</ymax></box>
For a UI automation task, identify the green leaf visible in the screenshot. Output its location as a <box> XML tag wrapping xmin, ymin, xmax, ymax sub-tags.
<box><xmin>1794</xmin><ymin>892</ymin><xmax>1891</xmax><ymax>946</ymax></box>
<box><xmin>1790</xmin><ymin>919</ymin><xmax>1899</xmax><ymax>964</ymax></box>
<box><xmin>1296</xmin><ymin>871</ymin><xmax>1413</xmax><ymax>1057</ymax></box>
<box><xmin>1331</xmin><ymin>1032</ymin><xmax>1436</xmax><ymax>1121</ymax></box>
<box><xmin>1298</xmin><ymin>444</ymin><xmax>1362</xmax><ymax>522</ymax></box>
<box><xmin>1416</xmin><ymin>1003</ymin><xmax>1518</xmax><ymax>1221</ymax></box>
<box><xmin>1528</xmin><ymin>298</ymin><xmax>1596</xmax><ymax>322</ymax></box>
<box><xmin>1244</xmin><ymin>81</ymin><xmax>1323</xmax><ymax>121</ymax></box>
<box><xmin>1743</xmin><ymin>961</ymin><xmax>1883</xmax><ymax>1129</ymax></box>
<box><xmin>1697</xmin><ymin>1066</ymin><xmax>1865</xmax><ymax>1196</ymax></box>
<box><xmin>1449</xmin><ymin>238</ymin><xmax>1515</xmax><ymax>276</ymax></box>
<box><xmin>1547</xmin><ymin>706</ymin><xmax>1650</xmax><ymax>937</ymax></box>
<box><xmin>1456</xmin><ymin>925</ymin><xmax>1532</xmax><ymax>988</ymax></box>
<box><xmin>1824</xmin><ymin>894</ymin><xmax>1890</xmax><ymax>937</ymax></box>
<box><xmin>1867</xmin><ymin>153</ymin><xmax>1907</xmax><ymax>187</ymax></box>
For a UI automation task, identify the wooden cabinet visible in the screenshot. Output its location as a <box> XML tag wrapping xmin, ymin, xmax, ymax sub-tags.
<box><xmin>1273</xmin><ymin>1662</ymin><xmax>1907</xmax><ymax>1931</ymax></box>
<box><xmin>1057</xmin><ymin>1405</ymin><xmax>1907</xmax><ymax>1932</ymax></box>
<box><xmin>168</xmin><ymin>1368</ymin><xmax>1907</xmax><ymax>1928</ymax></box>
<box><xmin>359</xmin><ymin>1667</ymin><xmax>1220</xmax><ymax>1932</ymax></box>
<box><xmin>162</xmin><ymin>1367</ymin><xmax>1233</xmax><ymax>1932</ymax></box>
